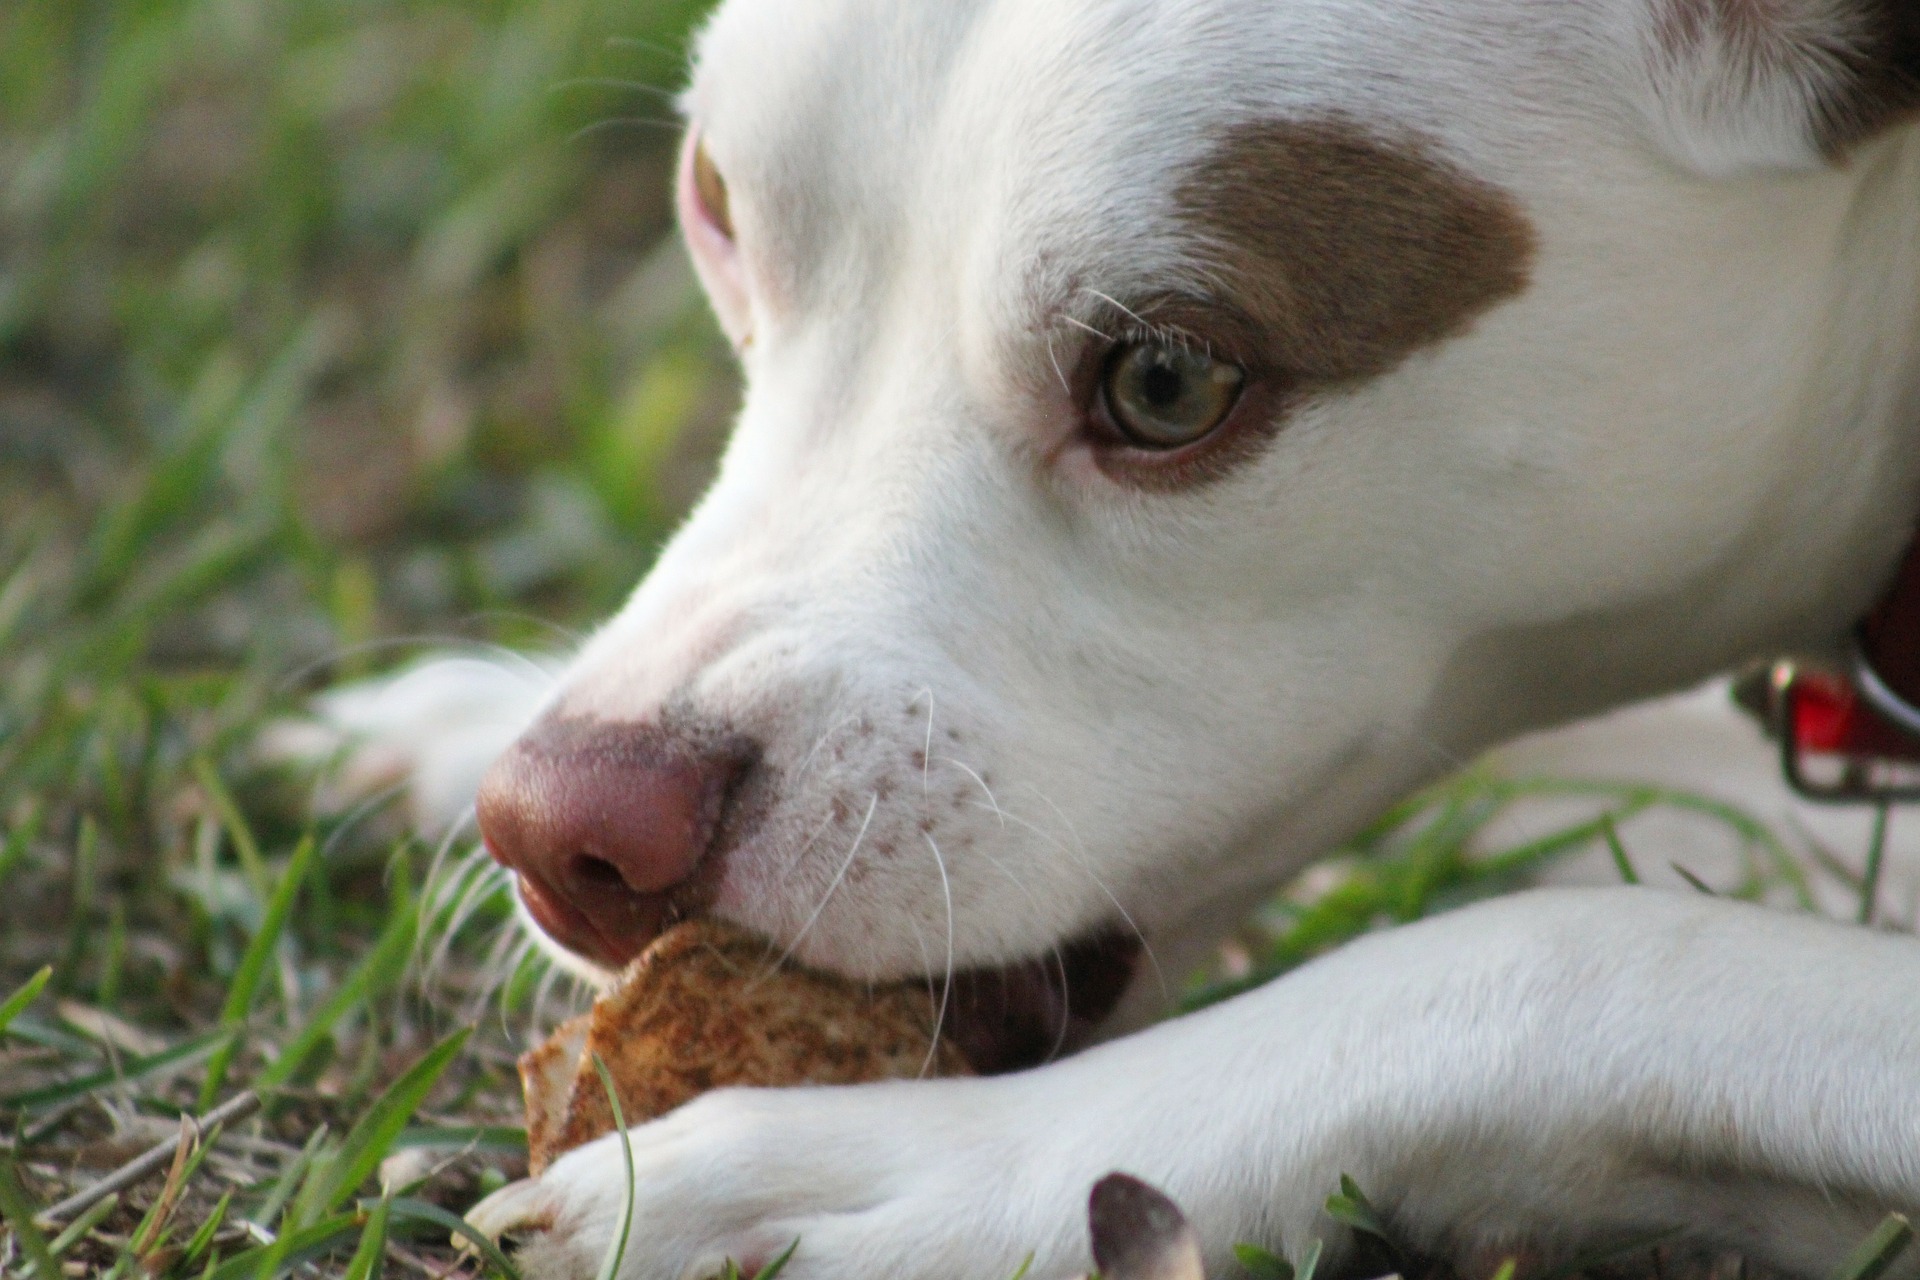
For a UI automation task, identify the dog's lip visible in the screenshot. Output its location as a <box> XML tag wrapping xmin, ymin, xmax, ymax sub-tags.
<box><xmin>940</xmin><ymin>930</ymin><xmax>1143</xmax><ymax>1075</ymax></box>
<box><xmin>514</xmin><ymin>873</ymin><xmax>645</xmax><ymax>972</ymax></box>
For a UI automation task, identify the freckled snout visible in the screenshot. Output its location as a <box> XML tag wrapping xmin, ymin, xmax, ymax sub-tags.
<box><xmin>475</xmin><ymin>716</ymin><xmax>759</xmax><ymax>969</ymax></box>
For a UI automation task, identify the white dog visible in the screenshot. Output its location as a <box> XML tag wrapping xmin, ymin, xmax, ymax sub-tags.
<box><xmin>305</xmin><ymin>0</ymin><xmax>1920</xmax><ymax>1275</ymax></box>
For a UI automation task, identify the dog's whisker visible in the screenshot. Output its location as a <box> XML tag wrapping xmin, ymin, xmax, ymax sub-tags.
<box><xmin>969</xmin><ymin>844</ymin><xmax>1045</xmax><ymax>914</ymax></box>
<box><xmin>1057</xmin><ymin>313</ymin><xmax>1110</xmax><ymax>343</ymax></box>
<box><xmin>900</xmin><ymin>913</ymin><xmax>942</xmax><ymax>1038</ymax></box>
<box><xmin>1046</xmin><ymin>943</ymin><xmax>1073</xmax><ymax>1063</ymax></box>
<box><xmin>568</xmin><ymin>116</ymin><xmax>684</xmax><ymax>145</ymax></box>
<box><xmin>476</xmin><ymin>931</ymin><xmax>538</xmax><ymax>1029</ymax></box>
<box><xmin>602</xmin><ymin>34</ymin><xmax>688</xmax><ymax>61</ymax></box>
<box><xmin>418</xmin><ymin>812</ymin><xmax>484</xmax><ymax>929</ymax></box>
<box><xmin>1081</xmin><ymin>287</ymin><xmax>1150</xmax><ymax>332</ymax></box>
<box><xmin>769</xmin><ymin>805</ymin><xmax>845</xmax><ymax>889</ymax></box>
<box><xmin>1044</xmin><ymin>331</ymin><xmax>1071</xmax><ymax>396</ymax></box>
<box><xmin>466</xmin><ymin>915</ymin><xmax>536</xmax><ymax>1022</ymax></box>
<box><xmin>939</xmin><ymin>755</ymin><xmax>1007</xmax><ymax>828</ymax></box>
<box><xmin>1013</xmin><ymin>785</ymin><xmax>1170</xmax><ymax>1005</ymax></box>
<box><xmin>423</xmin><ymin>847</ymin><xmax>500</xmax><ymax>954</ymax></box>
<box><xmin>547</xmin><ymin>76</ymin><xmax>681</xmax><ymax>102</ymax></box>
<box><xmin>792</xmin><ymin>705</ymin><xmax>860</xmax><ymax>784</ymax></box>
<box><xmin>421</xmin><ymin>847</ymin><xmax>512</xmax><ymax>988</ymax></box>
<box><xmin>908</xmin><ymin>685</ymin><xmax>937</xmax><ymax>801</ymax></box>
<box><xmin>757</xmin><ymin>792</ymin><xmax>879</xmax><ymax>983</ymax></box>
<box><xmin>529</xmin><ymin>961</ymin><xmax>572</xmax><ymax>1037</ymax></box>
<box><xmin>918</xmin><ymin>831</ymin><xmax>957</xmax><ymax>1078</ymax></box>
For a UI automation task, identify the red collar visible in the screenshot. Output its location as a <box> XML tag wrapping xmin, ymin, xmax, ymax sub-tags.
<box><xmin>1768</xmin><ymin>538</ymin><xmax>1920</xmax><ymax>802</ymax></box>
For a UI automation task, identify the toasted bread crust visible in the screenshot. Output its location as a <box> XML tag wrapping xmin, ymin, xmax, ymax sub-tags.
<box><xmin>521</xmin><ymin>921</ymin><xmax>972</xmax><ymax>1174</ymax></box>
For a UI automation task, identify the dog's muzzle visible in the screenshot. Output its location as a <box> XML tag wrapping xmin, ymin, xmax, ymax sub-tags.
<box><xmin>475</xmin><ymin>713</ymin><xmax>1141</xmax><ymax>1072</ymax></box>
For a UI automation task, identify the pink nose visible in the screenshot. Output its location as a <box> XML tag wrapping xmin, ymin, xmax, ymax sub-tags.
<box><xmin>475</xmin><ymin>717</ymin><xmax>757</xmax><ymax>968</ymax></box>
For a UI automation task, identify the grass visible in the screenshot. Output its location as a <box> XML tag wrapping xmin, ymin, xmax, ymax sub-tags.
<box><xmin>0</xmin><ymin>0</ymin><xmax>1911</xmax><ymax>1276</ymax></box>
<box><xmin>1</xmin><ymin>0</ymin><xmax>730</xmax><ymax>1272</ymax></box>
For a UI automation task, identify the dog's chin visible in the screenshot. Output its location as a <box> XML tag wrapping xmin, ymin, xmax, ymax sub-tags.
<box><xmin>516</xmin><ymin>888</ymin><xmax>1141</xmax><ymax>1075</ymax></box>
<box><xmin>933</xmin><ymin>930</ymin><xmax>1143</xmax><ymax>1074</ymax></box>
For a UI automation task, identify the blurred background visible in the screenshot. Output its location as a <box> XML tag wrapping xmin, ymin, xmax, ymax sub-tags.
<box><xmin>1</xmin><ymin>0</ymin><xmax>734</xmax><ymax>999</ymax></box>
<box><xmin>0</xmin><ymin>1</ymin><xmax>736</xmax><ymax>1270</ymax></box>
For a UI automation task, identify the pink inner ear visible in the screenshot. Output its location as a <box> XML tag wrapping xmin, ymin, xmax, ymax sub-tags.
<box><xmin>676</xmin><ymin>127</ymin><xmax>753</xmax><ymax>347</ymax></box>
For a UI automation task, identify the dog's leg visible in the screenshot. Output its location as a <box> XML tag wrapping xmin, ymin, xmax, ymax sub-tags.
<box><xmin>259</xmin><ymin>654</ymin><xmax>559</xmax><ymax>833</ymax></box>
<box><xmin>467</xmin><ymin>887</ymin><xmax>1920</xmax><ymax>1280</ymax></box>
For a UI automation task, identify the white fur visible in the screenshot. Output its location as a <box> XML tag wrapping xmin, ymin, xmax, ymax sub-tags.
<box><xmin>304</xmin><ymin>0</ymin><xmax>1920</xmax><ymax>1273</ymax></box>
<box><xmin>468</xmin><ymin>890</ymin><xmax>1920</xmax><ymax>1279</ymax></box>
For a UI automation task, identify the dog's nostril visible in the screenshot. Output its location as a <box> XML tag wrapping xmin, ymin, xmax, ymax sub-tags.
<box><xmin>570</xmin><ymin>855</ymin><xmax>628</xmax><ymax>891</ymax></box>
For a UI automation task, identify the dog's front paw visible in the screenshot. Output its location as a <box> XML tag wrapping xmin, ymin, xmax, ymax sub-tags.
<box><xmin>259</xmin><ymin>654</ymin><xmax>557</xmax><ymax>831</ymax></box>
<box><xmin>464</xmin><ymin>1081</ymin><xmax>1081</xmax><ymax>1280</ymax></box>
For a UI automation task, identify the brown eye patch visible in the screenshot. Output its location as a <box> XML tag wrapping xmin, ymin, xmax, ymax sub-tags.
<box><xmin>1173</xmin><ymin>116</ymin><xmax>1536</xmax><ymax>389</ymax></box>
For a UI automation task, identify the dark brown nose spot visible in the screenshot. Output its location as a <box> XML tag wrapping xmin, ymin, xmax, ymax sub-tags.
<box><xmin>475</xmin><ymin>715</ymin><xmax>759</xmax><ymax>968</ymax></box>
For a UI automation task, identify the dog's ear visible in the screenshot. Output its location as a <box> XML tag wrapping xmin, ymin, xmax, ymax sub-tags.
<box><xmin>1629</xmin><ymin>0</ymin><xmax>1919</xmax><ymax>173</ymax></box>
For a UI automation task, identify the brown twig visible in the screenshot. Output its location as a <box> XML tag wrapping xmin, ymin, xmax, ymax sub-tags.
<box><xmin>31</xmin><ymin>1090</ymin><xmax>261</xmax><ymax>1228</ymax></box>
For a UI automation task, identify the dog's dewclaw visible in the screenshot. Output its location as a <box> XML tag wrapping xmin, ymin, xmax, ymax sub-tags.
<box><xmin>519</xmin><ymin>919</ymin><xmax>974</xmax><ymax>1175</ymax></box>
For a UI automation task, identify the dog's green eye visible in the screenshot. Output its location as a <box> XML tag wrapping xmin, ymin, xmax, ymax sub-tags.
<box><xmin>1101</xmin><ymin>342</ymin><xmax>1244</xmax><ymax>449</ymax></box>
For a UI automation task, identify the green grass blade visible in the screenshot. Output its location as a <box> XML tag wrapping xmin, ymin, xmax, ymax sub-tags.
<box><xmin>56</xmin><ymin>816</ymin><xmax>100</xmax><ymax>991</ymax></box>
<box><xmin>1</xmin><ymin>1026</ymin><xmax>228</xmax><ymax>1111</ymax></box>
<box><xmin>340</xmin><ymin>1197</ymin><xmax>390</xmax><ymax>1280</ymax></box>
<box><xmin>1859</xmin><ymin>803</ymin><xmax>1891</xmax><ymax>926</ymax></box>
<box><xmin>1296</xmin><ymin>1238</ymin><xmax>1323</xmax><ymax>1280</ymax></box>
<box><xmin>1233</xmin><ymin>1242</ymin><xmax>1295</xmax><ymax>1280</ymax></box>
<box><xmin>252</xmin><ymin>1125</ymin><xmax>329</xmax><ymax>1237</ymax></box>
<box><xmin>299</xmin><ymin>1027</ymin><xmax>471</xmax><ymax>1222</ymax></box>
<box><xmin>182</xmin><ymin>1191</ymin><xmax>233</xmax><ymax>1268</ymax></box>
<box><xmin>201</xmin><ymin>833</ymin><xmax>319</xmax><ymax>1109</ymax></box>
<box><xmin>191</xmin><ymin>756</ymin><xmax>269</xmax><ymax>896</ymax></box>
<box><xmin>1324</xmin><ymin>1174</ymin><xmax>1390</xmax><ymax>1241</ymax></box>
<box><xmin>48</xmin><ymin>1192</ymin><xmax>120</xmax><ymax>1257</ymax></box>
<box><xmin>753</xmin><ymin>1236</ymin><xmax>800</xmax><ymax>1280</ymax></box>
<box><xmin>1832</xmin><ymin>1213</ymin><xmax>1913</xmax><ymax>1280</ymax></box>
<box><xmin>1670</xmin><ymin>863</ymin><xmax>1717</xmax><ymax>896</ymax></box>
<box><xmin>0</xmin><ymin>965</ymin><xmax>52</xmax><ymax>1036</ymax></box>
<box><xmin>1325</xmin><ymin>1175</ymin><xmax>1406</xmax><ymax>1274</ymax></box>
<box><xmin>0</xmin><ymin>1155</ymin><xmax>61</xmax><ymax>1280</ymax></box>
<box><xmin>0</xmin><ymin>801</ymin><xmax>43</xmax><ymax>882</ymax></box>
<box><xmin>253</xmin><ymin>895</ymin><xmax>414</xmax><ymax>1093</ymax></box>
<box><xmin>198</xmin><ymin>1213</ymin><xmax>361</xmax><ymax>1280</ymax></box>
<box><xmin>1600</xmin><ymin>814</ymin><xmax>1639</xmax><ymax>885</ymax></box>
<box><xmin>590</xmin><ymin>1052</ymin><xmax>635</xmax><ymax>1280</ymax></box>
<box><xmin>388</xmin><ymin>1197</ymin><xmax>523</xmax><ymax>1280</ymax></box>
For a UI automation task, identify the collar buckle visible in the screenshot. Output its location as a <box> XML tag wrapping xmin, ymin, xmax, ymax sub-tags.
<box><xmin>1769</xmin><ymin>653</ymin><xmax>1920</xmax><ymax>804</ymax></box>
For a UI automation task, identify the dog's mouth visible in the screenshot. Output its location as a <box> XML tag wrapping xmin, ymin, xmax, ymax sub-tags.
<box><xmin>936</xmin><ymin>930</ymin><xmax>1143</xmax><ymax>1074</ymax></box>
<box><xmin>516</xmin><ymin>871</ymin><xmax>1141</xmax><ymax>1074</ymax></box>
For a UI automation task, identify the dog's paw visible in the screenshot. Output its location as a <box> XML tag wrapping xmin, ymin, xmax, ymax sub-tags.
<box><xmin>463</xmin><ymin>1082</ymin><xmax>1079</xmax><ymax>1280</ymax></box>
<box><xmin>258</xmin><ymin>654</ymin><xmax>558</xmax><ymax>831</ymax></box>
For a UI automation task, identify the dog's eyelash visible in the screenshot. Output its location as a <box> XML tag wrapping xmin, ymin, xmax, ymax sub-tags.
<box><xmin>1054</xmin><ymin>311</ymin><xmax>1213</xmax><ymax>360</ymax></box>
<box><xmin>1114</xmin><ymin>323</ymin><xmax>1212</xmax><ymax>359</ymax></box>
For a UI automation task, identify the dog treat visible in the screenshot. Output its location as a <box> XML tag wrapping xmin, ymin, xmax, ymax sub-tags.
<box><xmin>520</xmin><ymin>919</ymin><xmax>973</xmax><ymax>1174</ymax></box>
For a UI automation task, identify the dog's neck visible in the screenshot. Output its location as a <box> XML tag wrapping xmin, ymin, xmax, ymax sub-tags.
<box><xmin>1420</xmin><ymin>128</ymin><xmax>1920</xmax><ymax>759</ymax></box>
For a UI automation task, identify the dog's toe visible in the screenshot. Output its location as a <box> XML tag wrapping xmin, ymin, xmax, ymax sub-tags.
<box><xmin>463</xmin><ymin>1178</ymin><xmax>558</xmax><ymax>1246</ymax></box>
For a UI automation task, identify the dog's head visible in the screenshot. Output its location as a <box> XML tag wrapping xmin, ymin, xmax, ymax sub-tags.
<box><xmin>476</xmin><ymin>0</ymin><xmax>1920</xmax><ymax>1064</ymax></box>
